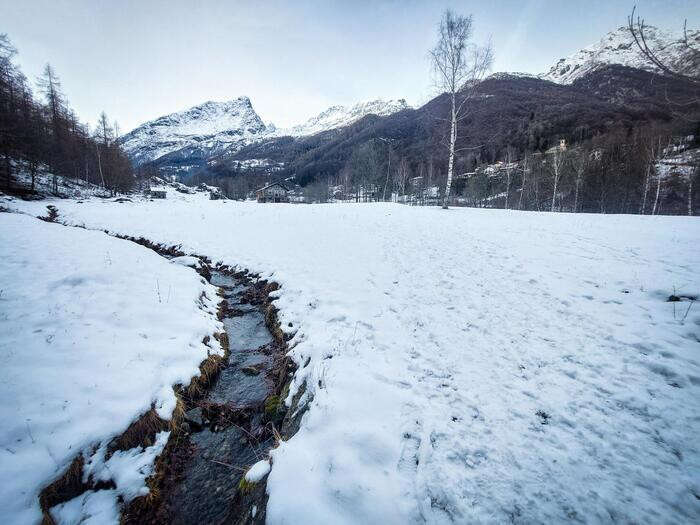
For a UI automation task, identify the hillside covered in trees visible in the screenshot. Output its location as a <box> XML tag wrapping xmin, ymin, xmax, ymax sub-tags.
<box><xmin>210</xmin><ymin>64</ymin><xmax>698</xmax><ymax>214</ymax></box>
<box><xmin>0</xmin><ymin>34</ymin><xmax>135</xmax><ymax>197</ymax></box>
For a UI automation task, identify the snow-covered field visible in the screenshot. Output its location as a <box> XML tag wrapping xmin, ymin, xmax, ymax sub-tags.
<box><xmin>0</xmin><ymin>213</ymin><xmax>223</xmax><ymax>524</ymax></box>
<box><xmin>3</xmin><ymin>191</ymin><xmax>699</xmax><ymax>523</ymax></box>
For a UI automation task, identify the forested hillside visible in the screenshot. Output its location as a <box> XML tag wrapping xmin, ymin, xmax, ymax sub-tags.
<box><xmin>210</xmin><ymin>65</ymin><xmax>698</xmax><ymax>214</ymax></box>
<box><xmin>0</xmin><ymin>35</ymin><xmax>134</xmax><ymax>197</ymax></box>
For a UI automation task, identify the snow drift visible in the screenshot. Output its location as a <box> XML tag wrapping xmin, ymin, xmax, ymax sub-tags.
<box><xmin>0</xmin><ymin>213</ymin><xmax>223</xmax><ymax>524</ymax></box>
<box><xmin>3</xmin><ymin>193</ymin><xmax>699</xmax><ymax>523</ymax></box>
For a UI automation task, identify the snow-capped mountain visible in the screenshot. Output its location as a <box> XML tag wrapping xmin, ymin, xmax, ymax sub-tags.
<box><xmin>122</xmin><ymin>97</ymin><xmax>410</xmax><ymax>167</ymax></box>
<box><xmin>542</xmin><ymin>25</ymin><xmax>700</xmax><ymax>84</ymax></box>
<box><xmin>275</xmin><ymin>99</ymin><xmax>410</xmax><ymax>137</ymax></box>
<box><xmin>120</xmin><ymin>97</ymin><xmax>270</xmax><ymax>165</ymax></box>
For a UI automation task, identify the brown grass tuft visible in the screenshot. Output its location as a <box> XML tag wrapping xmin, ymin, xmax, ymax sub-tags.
<box><xmin>264</xmin><ymin>304</ymin><xmax>286</xmax><ymax>345</ymax></box>
<box><xmin>39</xmin><ymin>455</ymin><xmax>86</xmax><ymax>523</ymax></box>
<box><xmin>108</xmin><ymin>408</ymin><xmax>170</xmax><ymax>456</ymax></box>
<box><xmin>184</xmin><ymin>353</ymin><xmax>226</xmax><ymax>401</ymax></box>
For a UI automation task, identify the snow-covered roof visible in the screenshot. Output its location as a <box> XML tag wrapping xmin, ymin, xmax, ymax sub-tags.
<box><xmin>257</xmin><ymin>181</ymin><xmax>290</xmax><ymax>192</ymax></box>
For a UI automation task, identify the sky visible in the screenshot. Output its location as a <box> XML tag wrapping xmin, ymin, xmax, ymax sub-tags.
<box><xmin>2</xmin><ymin>0</ymin><xmax>698</xmax><ymax>133</ymax></box>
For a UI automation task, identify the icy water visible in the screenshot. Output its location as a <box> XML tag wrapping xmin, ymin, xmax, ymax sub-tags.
<box><xmin>167</xmin><ymin>270</ymin><xmax>275</xmax><ymax>524</ymax></box>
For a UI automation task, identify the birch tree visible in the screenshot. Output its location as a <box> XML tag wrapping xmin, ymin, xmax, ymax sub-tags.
<box><xmin>572</xmin><ymin>149</ymin><xmax>589</xmax><ymax>213</ymax></box>
<box><xmin>650</xmin><ymin>137</ymin><xmax>665</xmax><ymax>215</ymax></box>
<box><xmin>549</xmin><ymin>146</ymin><xmax>566</xmax><ymax>212</ymax></box>
<box><xmin>396</xmin><ymin>156</ymin><xmax>410</xmax><ymax>198</ymax></box>
<box><xmin>503</xmin><ymin>146</ymin><xmax>515</xmax><ymax>209</ymax></box>
<box><xmin>518</xmin><ymin>154</ymin><xmax>529</xmax><ymax>210</ymax></box>
<box><xmin>689</xmin><ymin>166</ymin><xmax>696</xmax><ymax>216</ymax></box>
<box><xmin>429</xmin><ymin>10</ymin><xmax>493</xmax><ymax>208</ymax></box>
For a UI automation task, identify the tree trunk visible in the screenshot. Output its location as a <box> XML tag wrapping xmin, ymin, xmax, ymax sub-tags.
<box><xmin>574</xmin><ymin>173</ymin><xmax>581</xmax><ymax>213</ymax></box>
<box><xmin>550</xmin><ymin>170</ymin><xmax>558</xmax><ymax>212</ymax></box>
<box><xmin>652</xmin><ymin>170</ymin><xmax>661</xmax><ymax>215</ymax></box>
<box><xmin>689</xmin><ymin>174</ymin><xmax>694</xmax><ymax>216</ymax></box>
<box><xmin>382</xmin><ymin>153</ymin><xmax>391</xmax><ymax>201</ymax></box>
<box><xmin>505</xmin><ymin>169</ymin><xmax>511</xmax><ymax>209</ymax></box>
<box><xmin>96</xmin><ymin>143</ymin><xmax>106</xmax><ymax>188</ymax></box>
<box><xmin>443</xmin><ymin>94</ymin><xmax>457</xmax><ymax>209</ymax></box>
<box><xmin>4</xmin><ymin>154</ymin><xmax>11</xmax><ymax>192</ymax></box>
<box><xmin>640</xmin><ymin>165</ymin><xmax>650</xmax><ymax>214</ymax></box>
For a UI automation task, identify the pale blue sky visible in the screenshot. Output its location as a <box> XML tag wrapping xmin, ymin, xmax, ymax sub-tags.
<box><xmin>2</xmin><ymin>0</ymin><xmax>698</xmax><ymax>132</ymax></box>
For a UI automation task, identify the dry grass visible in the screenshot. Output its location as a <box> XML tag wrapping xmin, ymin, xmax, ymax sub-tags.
<box><xmin>264</xmin><ymin>304</ymin><xmax>286</xmax><ymax>345</ymax></box>
<box><xmin>39</xmin><ymin>455</ymin><xmax>86</xmax><ymax>524</ymax></box>
<box><xmin>108</xmin><ymin>408</ymin><xmax>170</xmax><ymax>456</ymax></box>
<box><xmin>184</xmin><ymin>353</ymin><xmax>226</xmax><ymax>400</ymax></box>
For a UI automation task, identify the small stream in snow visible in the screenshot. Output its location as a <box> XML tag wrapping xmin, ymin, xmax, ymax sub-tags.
<box><xmin>166</xmin><ymin>270</ymin><xmax>277</xmax><ymax>524</ymax></box>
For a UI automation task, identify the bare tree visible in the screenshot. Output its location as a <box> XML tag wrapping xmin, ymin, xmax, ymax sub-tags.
<box><xmin>396</xmin><ymin>156</ymin><xmax>410</xmax><ymax>198</ymax></box>
<box><xmin>640</xmin><ymin>134</ymin><xmax>662</xmax><ymax>214</ymax></box>
<box><xmin>549</xmin><ymin>146</ymin><xmax>566</xmax><ymax>212</ymax></box>
<box><xmin>517</xmin><ymin>153</ymin><xmax>531</xmax><ymax>210</ymax></box>
<box><xmin>98</xmin><ymin>111</ymin><xmax>113</xmax><ymax>146</ymax></box>
<box><xmin>689</xmin><ymin>166</ymin><xmax>696</xmax><ymax>216</ymax></box>
<box><xmin>503</xmin><ymin>146</ymin><xmax>515</xmax><ymax>209</ymax></box>
<box><xmin>376</xmin><ymin>137</ymin><xmax>394</xmax><ymax>201</ymax></box>
<box><xmin>571</xmin><ymin>149</ymin><xmax>589</xmax><ymax>213</ymax></box>
<box><xmin>628</xmin><ymin>6</ymin><xmax>699</xmax><ymax>86</ymax></box>
<box><xmin>649</xmin><ymin>136</ymin><xmax>670</xmax><ymax>215</ymax></box>
<box><xmin>430</xmin><ymin>9</ymin><xmax>493</xmax><ymax>208</ymax></box>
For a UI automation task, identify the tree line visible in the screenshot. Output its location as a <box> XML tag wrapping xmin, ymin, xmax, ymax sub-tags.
<box><xmin>291</xmin><ymin>8</ymin><xmax>698</xmax><ymax>214</ymax></box>
<box><xmin>0</xmin><ymin>34</ymin><xmax>135</xmax><ymax>196</ymax></box>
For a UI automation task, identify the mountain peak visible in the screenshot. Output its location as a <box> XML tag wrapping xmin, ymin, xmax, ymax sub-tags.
<box><xmin>278</xmin><ymin>98</ymin><xmax>411</xmax><ymax>137</ymax></box>
<box><xmin>120</xmin><ymin>96</ymin><xmax>411</xmax><ymax>169</ymax></box>
<box><xmin>120</xmin><ymin>95</ymin><xmax>268</xmax><ymax>164</ymax></box>
<box><xmin>541</xmin><ymin>25</ymin><xmax>700</xmax><ymax>84</ymax></box>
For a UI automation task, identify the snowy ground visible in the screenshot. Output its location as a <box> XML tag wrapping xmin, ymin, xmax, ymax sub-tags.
<box><xmin>3</xmin><ymin>191</ymin><xmax>699</xmax><ymax>523</ymax></box>
<box><xmin>0</xmin><ymin>212</ymin><xmax>223</xmax><ymax>524</ymax></box>
<box><xmin>4</xmin><ymin>164</ymin><xmax>113</xmax><ymax>199</ymax></box>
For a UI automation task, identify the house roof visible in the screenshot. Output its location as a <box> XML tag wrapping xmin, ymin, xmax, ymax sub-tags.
<box><xmin>257</xmin><ymin>181</ymin><xmax>290</xmax><ymax>192</ymax></box>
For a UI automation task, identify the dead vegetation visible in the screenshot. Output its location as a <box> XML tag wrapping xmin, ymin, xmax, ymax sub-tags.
<box><xmin>38</xmin><ymin>205</ymin><xmax>58</xmax><ymax>223</ymax></box>
<box><xmin>34</xmin><ymin>231</ymin><xmax>301</xmax><ymax>524</ymax></box>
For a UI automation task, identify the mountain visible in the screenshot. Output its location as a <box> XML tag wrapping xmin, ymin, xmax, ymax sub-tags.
<box><xmin>120</xmin><ymin>97</ymin><xmax>270</xmax><ymax>166</ymax></box>
<box><xmin>121</xmin><ymin>97</ymin><xmax>411</xmax><ymax>174</ymax></box>
<box><xmin>228</xmin><ymin>65</ymin><xmax>699</xmax><ymax>187</ymax></box>
<box><xmin>275</xmin><ymin>99</ymin><xmax>410</xmax><ymax>137</ymax></box>
<box><xmin>542</xmin><ymin>25</ymin><xmax>700</xmax><ymax>84</ymax></box>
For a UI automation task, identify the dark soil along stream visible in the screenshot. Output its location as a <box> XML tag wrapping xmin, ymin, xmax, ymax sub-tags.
<box><xmin>166</xmin><ymin>270</ymin><xmax>277</xmax><ymax>524</ymax></box>
<box><xmin>21</xmin><ymin>215</ymin><xmax>299</xmax><ymax>525</ymax></box>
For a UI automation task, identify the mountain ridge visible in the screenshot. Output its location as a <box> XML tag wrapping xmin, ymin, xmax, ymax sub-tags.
<box><xmin>121</xmin><ymin>97</ymin><xmax>411</xmax><ymax>170</ymax></box>
<box><xmin>120</xmin><ymin>96</ymin><xmax>269</xmax><ymax>166</ymax></box>
<box><xmin>122</xmin><ymin>24</ymin><xmax>699</xmax><ymax>178</ymax></box>
<box><xmin>541</xmin><ymin>25</ymin><xmax>700</xmax><ymax>84</ymax></box>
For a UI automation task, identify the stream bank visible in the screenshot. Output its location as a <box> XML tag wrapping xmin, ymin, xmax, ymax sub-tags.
<box><xmin>26</xmin><ymin>213</ymin><xmax>309</xmax><ymax>524</ymax></box>
<box><xmin>114</xmin><ymin>245</ymin><xmax>307</xmax><ymax>525</ymax></box>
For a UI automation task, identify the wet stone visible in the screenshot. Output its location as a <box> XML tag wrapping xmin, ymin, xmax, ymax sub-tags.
<box><xmin>185</xmin><ymin>407</ymin><xmax>204</xmax><ymax>427</ymax></box>
<box><xmin>165</xmin><ymin>269</ymin><xmax>279</xmax><ymax>524</ymax></box>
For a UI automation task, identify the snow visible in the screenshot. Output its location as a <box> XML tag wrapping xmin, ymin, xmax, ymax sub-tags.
<box><xmin>120</xmin><ymin>97</ymin><xmax>410</xmax><ymax>166</ymax></box>
<box><xmin>51</xmin><ymin>490</ymin><xmax>120</xmax><ymax>525</ymax></box>
<box><xmin>170</xmin><ymin>255</ymin><xmax>203</xmax><ymax>269</ymax></box>
<box><xmin>120</xmin><ymin>97</ymin><xmax>269</xmax><ymax>165</ymax></box>
<box><xmin>51</xmin><ymin>431</ymin><xmax>170</xmax><ymax>524</ymax></box>
<box><xmin>245</xmin><ymin>459</ymin><xmax>271</xmax><ymax>483</ymax></box>
<box><xmin>83</xmin><ymin>431</ymin><xmax>170</xmax><ymax>502</ymax></box>
<box><xmin>542</xmin><ymin>25</ymin><xmax>700</xmax><ymax>84</ymax></box>
<box><xmin>3</xmin><ymin>195</ymin><xmax>700</xmax><ymax>523</ymax></box>
<box><xmin>0</xmin><ymin>212</ymin><xmax>223</xmax><ymax>525</ymax></box>
<box><xmin>274</xmin><ymin>99</ymin><xmax>411</xmax><ymax>137</ymax></box>
<box><xmin>3</xmin><ymin>162</ymin><xmax>111</xmax><ymax>199</ymax></box>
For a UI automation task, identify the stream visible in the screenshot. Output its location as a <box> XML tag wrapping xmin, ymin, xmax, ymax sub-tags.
<box><xmin>166</xmin><ymin>269</ymin><xmax>278</xmax><ymax>524</ymax></box>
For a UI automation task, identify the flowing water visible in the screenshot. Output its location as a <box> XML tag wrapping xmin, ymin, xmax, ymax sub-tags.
<box><xmin>167</xmin><ymin>270</ymin><xmax>276</xmax><ymax>524</ymax></box>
